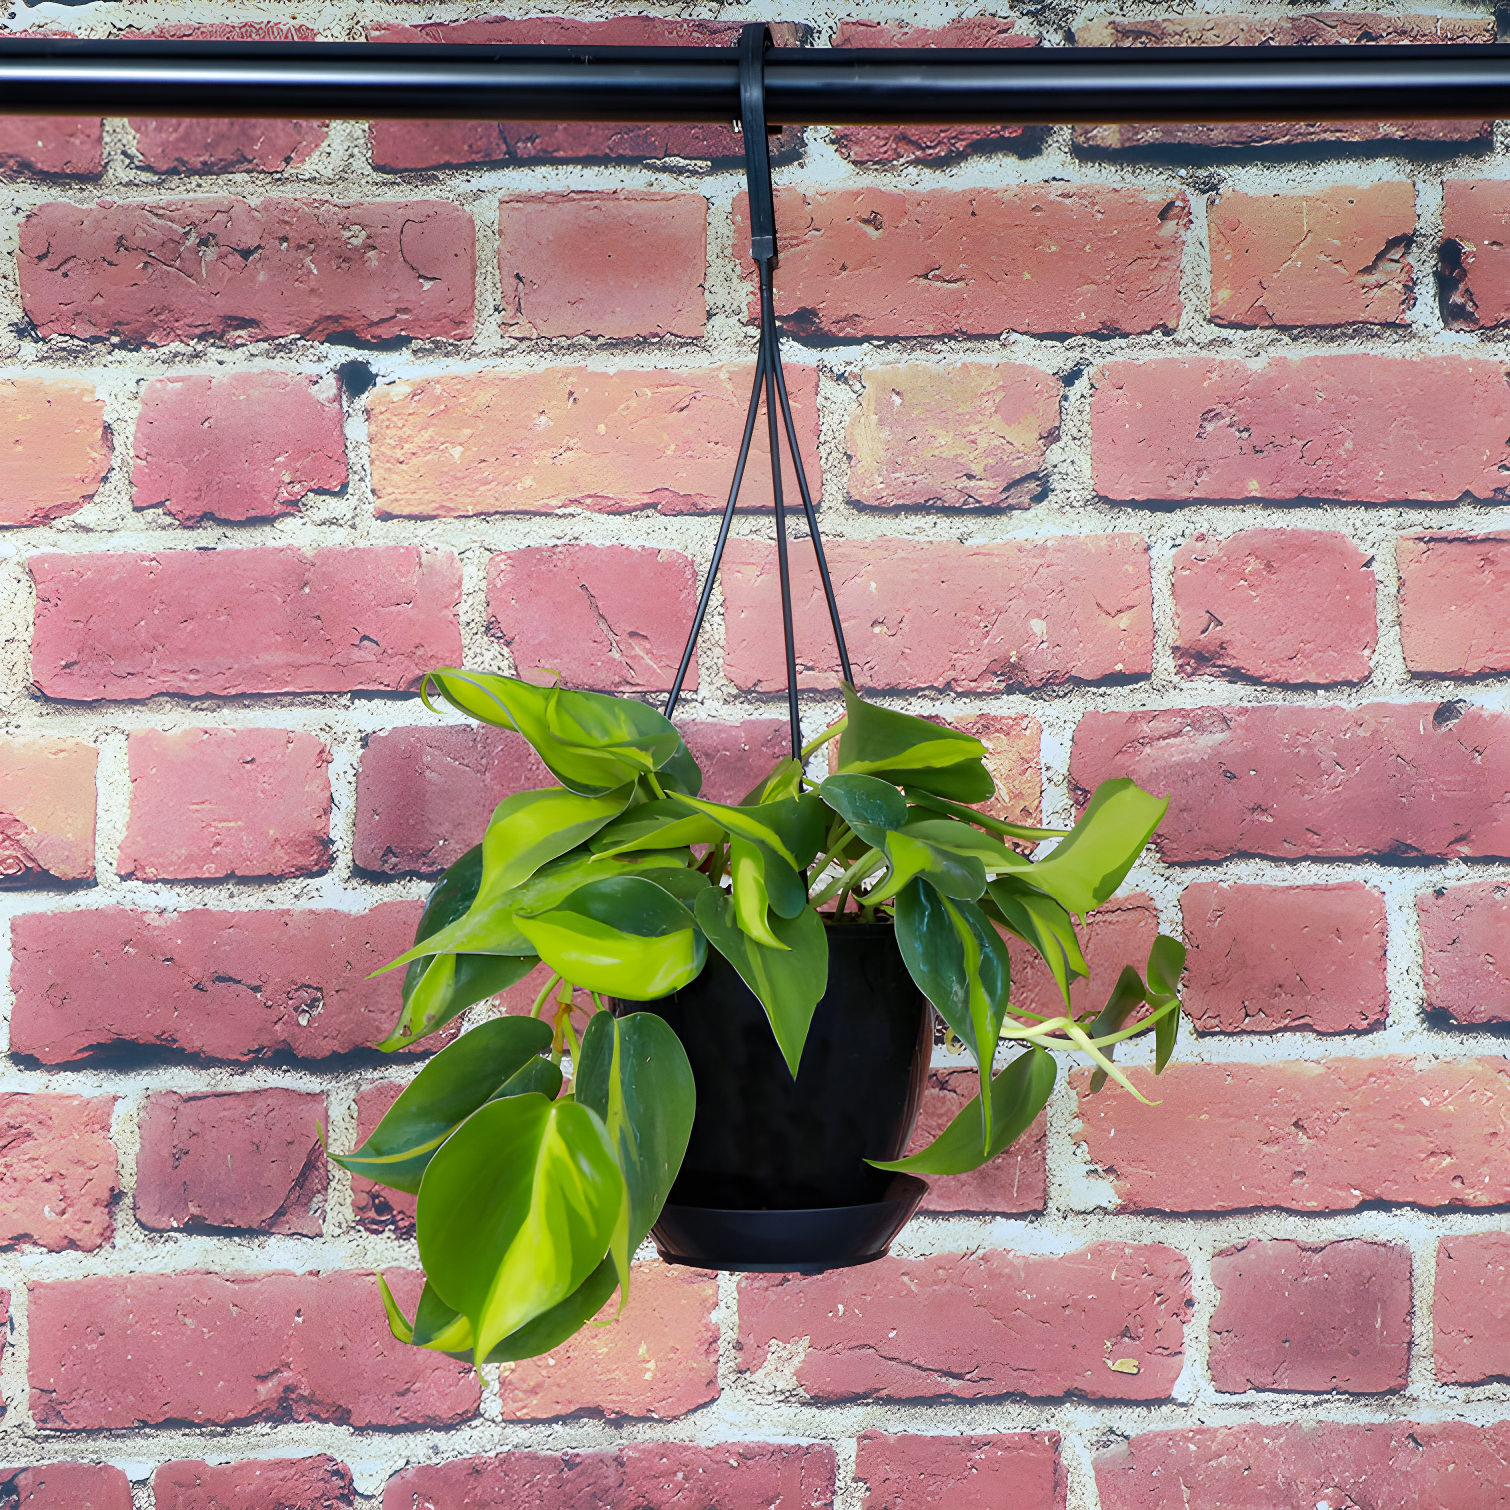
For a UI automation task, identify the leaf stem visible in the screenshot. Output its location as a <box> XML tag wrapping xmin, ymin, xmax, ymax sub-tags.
<box><xmin>528</xmin><ymin>971</ymin><xmax>563</xmax><ymax>1019</ymax></box>
<box><xmin>809</xmin><ymin>847</ymin><xmax>883</xmax><ymax>906</ymax></box>
<box><xmin>906</xmin><ymin>789</ymin><xmax>1071</xmax><ymax>841</ymax></box>
<box><xmin>646</xmin><ymin>772</ymin><xmax>667</xmax><ymax>799</ymax></box>
<box><xmin>806</xmin><ymin>824</ymin><xmax>855</xmax><ymax>891</ymax></box>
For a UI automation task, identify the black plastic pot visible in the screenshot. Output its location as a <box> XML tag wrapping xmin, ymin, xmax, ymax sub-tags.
<box><xmin>625</xmin><ymin>920</ymin><xmax>932</xmax><ymax>1272</ymax></box>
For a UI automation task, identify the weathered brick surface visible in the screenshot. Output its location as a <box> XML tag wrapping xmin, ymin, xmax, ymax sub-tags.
<box><xmin>10</xmin><ymin>903</ymin><xmax>421</xmax><ymax>1063</ymax></box>
<box><xmin>680</xmin><ymin>720</ymin><xmax>796</xmax><ymax>806</ymax></box>
<box><xmin>723</xmin><ymin>535</ymin><xmax>1152</xmax><ymax>693</ymax></box>
<box><xmin>368</xmin><ymin>18</ymin><xmax>803</xmax><ymax>169</ymax></box>
<box><xmin>855</xmin><ymin>1431</ymin><xmax>1065</xmax><ymax>1510</ymax></box>
<box><xmin>30</xmin><ymin>547</ymin><xmax>462</xmax><ymax>700</ymax></box>
<box><xmin>1172</xmin><ymin>529</ymin><xmax>1376</xmax><ymax>684</ymax></box>
<box><xmin>0</xmin><ymin>1094</ymin><xmax>116</xmax><ymax>1252</ymax></box>
<box><xmin>742</xmin><ymin>186</ymin><xmax>1186</xmax><ymax>338</ymax></box>
<box><xmin>19</xmin><ymin>198</ymin><xmax>474</xmax><ymax>346</ymax></box>
<box><xmin>497</xmin><ymin>1264</ymin><xmax>718</xmax><ymax>1421</ymax></box>
<box><xmin>120</xmin><ymin>728</ymin><xmax>332</xmax><ymax>880</ymax></box>
<box><xmin>0</xmin><ymin>1464</ymin><xmax>132</xmax><ymax>1510</ymax></box>
<box><xmin>954</xmin><ymin>713</ymin><xmax>1042</xmax><ymax>830</ymax></box>
<box><xmin>129</xmin><ymin>118</ymin><xmax>326</xmax><ymax>174</ymax></box>
<box><xmin>132</xmin><ymin>373</ymin><xmax>347</xmax><ymax>524</ymax></box>
<box><xmin>1071</xmin><ymin>704</ymin><xmax>1510</xmax><ymax>863</ymax></box>
<box><xmin>29</xmin><ymin>1270</ymin><xmax>479</xmax><ymax>1429</ymax></box>
<box><xmin>1096</xmin><ymin>1422</ymin><xmax>1510</xmax><ymax>1510</ymax></box>
<box><xmin>1209</xmin><ymin>1239</ymin><xmax>1412</xmax><ymax>1394</ymax></box>
<box><xmin>154</xmin><ymin>1456</ymin><xmax>354</xmax><ymax>1510</ymax></box>
<box><xmin>1442</xmin><ymin>180</ymin><xmax>1510</xmax><ymax>328</ymax></box>
<box><xmin>830</xmin><ymin>21</ymin><xmax>1039</xmax><ymax>165</ymax></box>
<box><xmin>487</xmin><ymin>545</ymin><xmax>698</xmax><ymax>694</ymax></box>
<box><xmin>1074</xmin><ymin>15</ymin><xmax>1492</xmax><ymax>151</ymax></box>
<box><xmin>1181</xmin><ymin>882</ymin><xmax>1388</xmax><ymax>1033</ymax></box>
<box><xmin>381</xmin><ymin>1444</ymin><xmax>837</xmax><ymax>1509</ymax></box>
<box><xmin>136</xmin><ymin>1089</ymin><xmax>327</xmax><ymax>1236</ymax></box>
<box><xmin>349</xmin><ymin>1082</ymin><xmax>416</xmax><ymax>1235</ymax></box>
<box><xmin>1074</xmin><ymin>1059</ymin><xmax>1510</xmax><ymax>1211</ymax></box>
<box><xmin>0</xmin><ymin>736</ymin><xmax>97</xmax><ymax>885</ymax></box>
<box><xmin>499</xmin><ymin>193</ymin><xmax>706</xmax><ymax>338</ymax></box>
<box><xmin>1209</xmin><ymin>183</ymin><xmax>1415</xmax><ymax>326</ymax></box>
<box><xmin>367</xmin><ymin>365</ymin><xmax>819</xmax><ymax>518</ymax></box>
<box><xmin>1419</xmin><ymin>880</ymin><xmax>1510</xmax><ymax>1026</ymax></box>
<box><xmin>909</xmin><ymin>1072</ymin><xmax>1046</xmax><ymax>1215</ymax></box>
<box><xmin>0</xmin><ymin>377</ymin><xmax>111</xmax><ymax>527</ymax></box>
<box><xmin>846</xmin><ymin>363</ymin><xmax>1060</xmax><ymax>510</ymax></box>
<box><xmin>1398</xmin><ymin>534</ymin><xmax>1510</xmax><ymax>677</ymax></box>
<box><xmin>737</xmin><ymin>1244</ymin><xmax>1190</xmax><ymax>1401</ymax></box>
<box><xmin>1093</xmin><ymin>356</ymin><xmax>1510</xmax><ymax>504</ymax></box>
<box><xmin>1435</xmin><ymin>1233</ymin><xmax>1510</xmax><ymax>1385</ymax></box>
<box><xmin>0</xmin><ymin>117</ymin><xmax>104</xmax><ymax>177</ymax></box>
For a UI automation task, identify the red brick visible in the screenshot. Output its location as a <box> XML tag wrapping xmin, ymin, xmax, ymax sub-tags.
<box><xmin>30</xmin><ymin>546</ymin><xmax>461</xmax><ymax>700</ymax></box>
<box><xmin>367</xmin><ymin>365</ymin><xmax>819</xmax><ymax>518</ymax></box>
<box><xmin>856</xmin><ymin>1431</ymin><xmax>1065</xmax><ymax>1510</ymax></box>
<box><xmin>19</xmin><ymin>197</ymin><xmax>474</xmax><ymax>346</ymax></box>
<box><xmin>0</xmin><ymin>377</ymin><xmax>111</xmax><ymax>528</ymax></box>
<box><xmin>1074</xmin><ymin>15</ymin><xmax>1492</xmax><ymax>151</ymax></box>
<box><xmin>738</xmin><ymin>1244</ymin><xmax>1190</xmax><ymax>1401</ymax></box>
<box><xmin>29</xmin><ymin>1270</ymin><xmax>479</xmax><ymax>1429</ymax></box>
<box><xmin>129</xmin><ymin>119</ymin><xmax>326</xmax><ymax>174</ymax></box>
<box><xmin>724</xmin><ymin>535</ymin><xmax>1151</xmax><ymax>693</ymax></box>
<box><xmin>741</xmin><ymin>186</ymin><xmax>1186</xmax><ymax>339</ymax></box>
<box><xmin>350</xmin><ymin>1082</ymin><xmax>416</xmax><ymax>1235</ymax></box>
<box><xmin>1442</xmin><ymin>181</ymin><xmax>1510</xmax><ymax>328</ymax></box>
<box><xmin>910</xmin><ymin>1071</ymin><xmax>1046</xmax><ymax>1215</ymax></box>
<box><xmin>1210</xmin><ymin>1239</ymin><xmax>1411</xmax><ymax>1394</ymax></box>
<box><xmin>1093</xmin><ymin>355</ymin><xmax>1510</xmax><ymax>504</ymax></box>
<box><xmin>847</xmin><ymin>363</ymin><xmax>1059</xmax><ymax>510</ymax></box>
<box><xmin>0</xmin><ymin>117</ymin><xmax>103</xmax><ymax>177</ymax></box>
<box><xmin>0</xmin><ymin>736</ymin><xmax>96</xmax><ymax>884</ymax></box>
<box><xmin>120</xmin><ymin>728</ymin><xmax>331</xmax><ymax>881</ymax></box>
<box><xmin>1173</xmin><ymin>528</ymin><xmax>1376</xmax><ymax>685</ymax></box>
<box><xmin>136</xmin><ymin>1089</ymin><xmax>327</xmax><ymax>1236</ymax></box>
<box><xmin>0</xmin><ymin>1094</ymin><xmax>115</xmax><ymax>1252</ymax></box>
<box><xmin>1210</xmin><ymin>183</ymin><xmax>1413</xmax><ymax>327</ymax></box>
<box><xmin>679</xmin><ymin>720</ymin><xmax>795</xmax><ymax>805</ymax></box>
<box><xmin>1070</xmin><ymin>703</ymin><xmax>1510</xmax><ymax>863</ymax></box>
<box><xmin>0</xmin><ymin>1464</ymin><xmax>132</xmax><ymax>1510</ymax></box>
<box><xmin>133</xmin><ymin>373</ymin><xmax>346</xmax><ymax>525</ymax></box>
<box><xmin>1073</xmin><ymin>1058</ymin><xmax>1510</xmax><ymax>1212</ymax></box>
<box><xmin>500</xmin><ymin>193</ymin><xmax>705</xmax><ymax>338</ymax></box>
<box><xmin>382</xmin><ymin>1443</ymin><xmax>836</xmax><ymax>1510</ymax></box>
<box><xmin>154</xmin><ymin>1456</ymin><xmax>353</xmax><ymax>1510</ymax></box>
<box><xmin>497</xmin><ymin>1263</ymin><xmax>717</xmax><ymax>1420</ymax></box>
<box><xmin>1419</xmin><ymin>880</ymin><xmax>1510</xmax><ymax>1026</ymax></box>
<box><xmin>1435</xmin><ymin>1233</ymin><xmax>1510</xmax><ymax>1384</ymax></box>
<box><xmin>1012</xmin><ymin>891</ymin><xmax>1161</xmax><ymax>1021</ymax></box>
<box><xmin>367</xmin><ymin>19</ymin><xmax>803</xmax><ymax>170</ymax></box>
<box><xmin>830</xmin><ymin>22</ymin><xmax>1039</xmax><ymax>165</ymax></box>
<box><xmin>1182</xmin><ymin>882</ymin><xmax>1387</xmax><ymax>1033</ymax></box>
<box><xmin>487</xmin><ymin>545</ymin><xmax>697</xmax><ymax>695</ymax></box>
<box><xmin>1398</xmin><ymin>534</ymin><xmax>1510</xmax><ymax>677</ymax></box>
<box><xmin>10</xmin><ymin>902</ymin><xmax>421</xmax><ymax>1064</ymax></box>
<box><xmin>1098</xmin><ymin>1422</ymin><xmax>1510</xmax><ymax>1509</ymax></box>
<box><xmin>956</xmin><ymin>713</ymin><xmax>1042</xmax><ymax>828</ymax></box>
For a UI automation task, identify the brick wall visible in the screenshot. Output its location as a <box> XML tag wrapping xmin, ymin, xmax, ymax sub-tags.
<box><xmin>1</xmin><ymin>4</ymin><xmax>1508</xmax><ymax>1507</ymax></box>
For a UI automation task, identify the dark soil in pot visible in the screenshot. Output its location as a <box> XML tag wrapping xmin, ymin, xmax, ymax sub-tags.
<box><xmin>625</xmin><ymin>920</ymin><xmax>933</xmax><ymax>1211</ymax></box>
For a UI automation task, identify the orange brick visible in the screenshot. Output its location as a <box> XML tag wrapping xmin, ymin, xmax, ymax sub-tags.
<box><xmin>0</xmin><ymin>736</ymin><xmax>97</xmax><ymax>884</ymax></box>
<box><xmin>0</xmin><ymin>379</ymin><xmax>111</xmax><ymax>527</ymax></box>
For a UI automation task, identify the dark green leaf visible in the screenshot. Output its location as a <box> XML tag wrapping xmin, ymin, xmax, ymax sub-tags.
<box><xmin>417</xmin><ymin>1093</ymin><xmax>626</xmax><ymax>1363</ymax></box>
<box><xmin>819</xmin><ymin>773</ymin><xmax>908</xmax><ymax>839</ymax></box>
<box><xmin>333</xmin><ymin>1016</ymin><xmax>553</xmax><ymax>1193</ymax></box>
<box><xmin>905</xmin><ymin>788</ymin><xmax>1071</xmax><ymax>842</ymax></box>
<box><xmin>1147</xmin><ymin>934</ymin><xmax>1186</xmax><ymax>1074</ymax></box>
<box><xmin>1086</xmin><ymin>965</ymin><xmax>1148</xmax><ymax>1095</ymax></box>
<box><xmin>883</xmin><ymin>760</ymin><xmax>995</xmax><ymax>803</ymax></box>
<box><xmin>695</xmin><ymin>888</ymin><xmax>829</xmax><ymax>1077</ymax></box>
<box><xmin>483</xmin><ymin>1258</ymin><xmax>619</xmax><ymax>1363</ymax></box>
<box><xmin>871</xmin><ymin>831</ymin><xmax>987</xmax><ymax>903</ymax></box>
<box><xmin>985</xmin><ymin>877</ymin><xmax>1088</xmax><ymax>1009</ymax></box>
<box><xmin>871</xmin><ymin>1046</ymin><xmax>1056</xmax><ymax>1176</ymax></box>
<box><xmin>516</xmin><ymin>877</ymin><xmax>707</xmax><ymax>1000</ymax></box>
<box><xmin>669</xmin><ymin>792</ymin><xmax>826</xmax><ymax>871</ymax></box>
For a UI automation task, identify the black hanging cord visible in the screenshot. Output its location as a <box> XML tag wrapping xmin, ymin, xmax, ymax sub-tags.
<box><xmin>664</xmin><ymin>23</ymin><xmax>853</xmax><ymax>761</ymax></box>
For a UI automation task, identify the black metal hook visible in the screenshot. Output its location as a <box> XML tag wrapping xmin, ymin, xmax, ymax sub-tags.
<box><xmin>664</xmin><ymin>22</ymin><xmax>854</xmax><ymax>761</ymax></box>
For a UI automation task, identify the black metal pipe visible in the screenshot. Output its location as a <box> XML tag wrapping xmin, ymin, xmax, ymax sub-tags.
<box><xmin>3</xmin><ymin>36</ymin><xmax>1510</xmax><ymax>124</ymax></box>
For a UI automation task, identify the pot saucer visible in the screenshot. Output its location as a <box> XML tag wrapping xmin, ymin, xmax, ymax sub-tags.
<box><xmin>650</xmin><ymin>1173</ymin><xmax>927</xmax><ymax>1274</ymax></box>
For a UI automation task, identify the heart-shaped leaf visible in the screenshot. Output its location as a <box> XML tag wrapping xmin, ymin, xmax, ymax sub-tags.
<box><xmin>590</xmin><ymin>799</ymin><xmax>724</xmax><ymax>858</ymax></box>
<box><xmin>819</xmin><ymin>773</ymin><xmax>908</xmax><ymax>842</ymax></box>
<box><xmin>417</xmin><ymin>1093</ymin><xmax>626</xmax><ymax>1364</ymax></box>
<box><xmin>476</xmin><ymin>783</ymin><xmax>634</xmax><ymax>905</ymax></box>
<box><xmin>835</xmin><ymin>682</ymin><xmax>986</xmax><ymax>778</ymax></box>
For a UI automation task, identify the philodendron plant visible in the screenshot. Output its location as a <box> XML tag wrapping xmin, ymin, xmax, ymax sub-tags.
<box><xmin>335</xmin><ymin>668</ymin><xmax>1184</xmax><ymax>1367</ymax></box>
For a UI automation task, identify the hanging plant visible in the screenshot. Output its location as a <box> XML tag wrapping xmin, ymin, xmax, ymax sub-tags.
<box><xmin>333</xmin><ymin>667</ymin><xmax>1182</xmax><ymax>1367</ymax></box>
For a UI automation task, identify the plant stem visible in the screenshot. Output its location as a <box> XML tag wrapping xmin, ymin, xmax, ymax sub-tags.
<box><xmin>806</xmin><ymin>824</ymin><xmax>855</xmax><ymax>892</ymax></box>
<box><xmin>528</xmin><ymin>971</ymin><xmax>563</xmax><ymax>1019</ymax></box>
<box><xmin>809</xmin><ymin>847</ymin><xmax>883</xmax><ymax>906</ymax></box>
<box><xmin>646</xmin><ymin>772</ymin><xmax>667</xmax><ymax>799</ymax></box>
